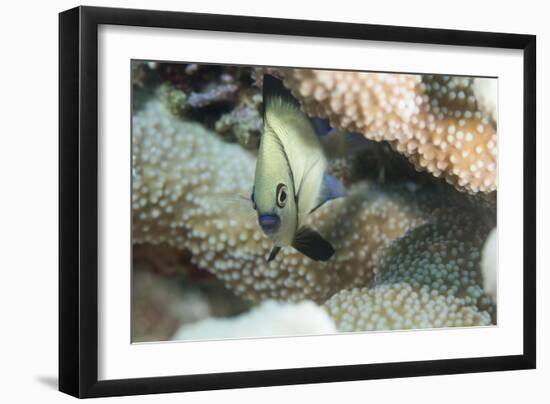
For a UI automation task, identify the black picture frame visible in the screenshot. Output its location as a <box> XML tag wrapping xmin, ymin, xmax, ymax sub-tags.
<box><xmin>59</xmin><ymin>5</ymin><xmax>536</xmax><ymax>398</ymax></box>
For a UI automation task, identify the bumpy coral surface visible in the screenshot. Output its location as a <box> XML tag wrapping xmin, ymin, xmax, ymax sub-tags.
<box><xmin>324</xmin><ymin>283</ymin><xmax>492</xmax><ymax>332</ymax></box>
<box><xmin>323</xmin><ymin>206</ymin><xmax>496</xmax><ymax>331</ymax></box>
<box><xmin>473</xmin><ymin>78</ymin><xmax>498</xmax><ymax>122</ymax></box>
<box><xmin>376</xmin><ymin>208</ymin><xmax>496</xmax><ymax>318</ymax></box>
<box><xmin>133</xmin><ymin>100</ymin><xmax>434</xmax><ymax>303</ymax></box>
<box><xmin>257</xmin><ymin>69</ymin><xmax>497</xmax><ymax>194</ymax></box>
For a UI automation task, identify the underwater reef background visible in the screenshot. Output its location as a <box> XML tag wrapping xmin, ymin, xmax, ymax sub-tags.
<box><xmin>131</xmin><ymin>61</ymin><xmax>497</xmax><ymax>342</ymax></box>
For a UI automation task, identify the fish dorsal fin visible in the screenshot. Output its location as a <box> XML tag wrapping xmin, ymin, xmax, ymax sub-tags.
<box><xmin>309</xmin><ymin>174</ymin><xmax>346</xmax><ymax>214</ymax></box>
<box><xmin>262</xmin><ymin>74</ymin><xmax>299</xmax><ymax>118</ymax></box>
<box><xmin>292</xmin><ymin>227</ymin><xmax>335</xmax><ymax>261</ymax></box>
<box><xmin>267</xmin><ymin>246</ymin><xmax>282</xmax><ymax>262</ymax></box>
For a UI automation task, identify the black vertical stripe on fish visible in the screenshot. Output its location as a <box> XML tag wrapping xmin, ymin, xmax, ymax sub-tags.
<box><xmin>265</xmin><ymin>121</ymin><xmax>296</xmax><ymax>196</ymax></box>
<box><xmin>294</xmin><ymin>154</ymin><xmax>323</xmax><ymax>202</ymax></box>
<box><xmin>265</xmin><ymin>122</ymin><xmax>300</xmax><ymax>234</ymax></box>
<box><xmin>291</xmin><ymin>226</ymin><xmax>335</xmax><ymax>261</ymax></box>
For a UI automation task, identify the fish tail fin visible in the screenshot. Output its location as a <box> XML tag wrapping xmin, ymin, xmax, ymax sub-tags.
<box><xmin>292</xmin><ymin>227</ymin><xmax>335</xmax><ymax>261</ymax></box>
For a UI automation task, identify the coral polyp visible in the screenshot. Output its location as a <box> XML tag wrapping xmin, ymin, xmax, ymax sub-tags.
<box><xmin>324</xmin><ymin>283</ymin><xmax>491</xmax><ymax>332</ymax></box>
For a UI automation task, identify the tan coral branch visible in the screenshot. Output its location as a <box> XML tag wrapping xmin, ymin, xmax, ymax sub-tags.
<box><xmin>257</xmin><ymin>69</ymin><xmax>497</xmax><ymax>193</ymax></box>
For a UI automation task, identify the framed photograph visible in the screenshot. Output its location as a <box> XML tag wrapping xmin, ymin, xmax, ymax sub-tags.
<box><xmin>59</xmin><ymin>6</ymin><xmax>536</xmax><ymax>398</ymax></box>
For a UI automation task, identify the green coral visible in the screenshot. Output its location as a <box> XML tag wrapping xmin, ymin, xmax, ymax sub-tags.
<box><xmin>159</xmin><ymin>82</ymin><xmax>189</xmax><ymax>116</ymax></box>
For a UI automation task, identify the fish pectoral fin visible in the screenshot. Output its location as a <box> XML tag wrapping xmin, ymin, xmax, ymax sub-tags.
<box><xmin>267</xmin><ymin>246</ymin><xmax>282</xmax><ymax>262</ymax></box>
<box><xmin>292</xmin><ymin>227</ymin><xmax>335</xmax><ymax>261</ymax></box>
<box><xmin>321</xmin><ymin>174</ymin><xmax>346</xmax><ymax>201</ymax></box>
<box><xmin>309</xmin><ymin>174</ymin><xmax>346</xmax><ymax>214</ymax></box>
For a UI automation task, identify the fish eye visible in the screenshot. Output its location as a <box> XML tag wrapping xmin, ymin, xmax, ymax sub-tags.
<box><xmin>276</xmin><ymin>183</ymin><xmax>287</xmax><ymax>208</ymax></box>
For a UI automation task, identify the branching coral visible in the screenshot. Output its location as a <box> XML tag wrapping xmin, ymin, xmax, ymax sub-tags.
<box><xmin>257</xmin><ymin>69</ymin><xmax>497</xmax><ymax>194</ymax></box>
<box><xmin>150</xmin><ymin>63</ymin><xmax>263</xmax><ymax>148</ymax></box>
<box><xmin>215</xmin><ymin>93</ymin><xmax>263</xmax><ymax>149</ymax></box>
<box><xmin>159</xmin><ymin>82</ymin><xmax>189</xmax><ymax>117</ymax></box>
<box><xmin>187</xmin><ymin>83</ymin><xmax>238</xmax><ymax>108</ymax></box>
<box><xmin>133</xmin><ymin>99</ymin><xmax>436</xmax><ymax>304</ymax></box>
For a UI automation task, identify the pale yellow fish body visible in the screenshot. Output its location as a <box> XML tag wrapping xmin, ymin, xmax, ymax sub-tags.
<box><xmin>265</xmin><ymin>98</ymin><xmax>327</xmax><ymax>223</ymax></box>
<box><xmin>254</xmin><ymin>97</ymin><xmax>327</xmax><ymax>247</ymax></box>
<box><xmin>253</xmin><ymin>75</ymin><xmax>338</xmax><ymax>262</ymax></box>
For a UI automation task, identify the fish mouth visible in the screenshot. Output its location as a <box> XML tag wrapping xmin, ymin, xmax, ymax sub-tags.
<box><xmin>259</xmin><ymin>214</ymin><xmax>280</xmax><ymax>235</ymax></box>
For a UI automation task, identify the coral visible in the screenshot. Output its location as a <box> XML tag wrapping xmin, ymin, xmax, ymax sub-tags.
<box><xmin>324</xmin><ymin>283</ymin><xmax>492</xmax><ymax>332</ymax></box>
<box><xmin>133</xmin><ymin>243</ymin><xmax>195</xmax><ymax>276</ymax></box>
<box><xmin>159</xmin><ymin>82</ymin><xmax>189</xmax><ymax>117</ymax></box>
<box><xmin>132</xmin><ymin>61</ymin><xmax>158</xmax><ymax>88</ymax></box>
<box><xmin>132</xmin><ymin>99</ymin><xmax>434</xmax><ymax>303</ymax></box>
<box><xmin>158</xmin><ymin>63</ymin><xmax>251</xmax><ymax>94</ymax></box>
<box><xmin>324</xmin><ymin>207</ymin><xmax>496</xmax><ymax>332</ymax></box>
<box><xmin>473</xmin><ymin>78</ymin><xmax>498</xmax><ymax>122</ymax></box>
<box><xmin>324</xmin><ymin>136</ymin><xmax>441</xmax><ymax>187</ymax></box>
<box><xmin>481</xmin><ymin>227</ymin><xmax>497</xmax><ymax>301</ymax></box>
<box><xmin>159</xmin><ymin>81</ymin><xmax>239</xmax><ymax>117</ymax></box>
<box><xmin>173</xmin><ymin>300</ymin><xmax>336</xmax><ymax>340</ymax></box>
<box><xmin>375</xmin><ymin>207</ymin><xmax>496</xmax><ymax>319</ymax></box>
<box><xmin>132</xmin><ymin>244</ymin><xmax>251</xmax><ymax>342</ymax></box>
<box><xmin>132</xmin><ymin>260</ymin><xmax>210</xmax><ymax>342</ymax></box>
<box><xmin>257</xmin><ymin>69</ymin><xmax>497</xmax><ymax>194</ymax></box>
<box><xmin>132</xmin><ymin>62</ymin><xmax>148</xmax><ymax>88</ymax></box>
<box><xmin>187</xmin><ymin>83</ymin><xmax>238</xmax><ymax>108</ymax></box>
<box><xmin>215</xmin><ymin>93</ymin><xmax>263</xmax><ymax>149</ymax></box>
<box><xmin>155</xmin><ymin>63</ymin><xmax>263</xmax><ymax>148</ymax></box>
